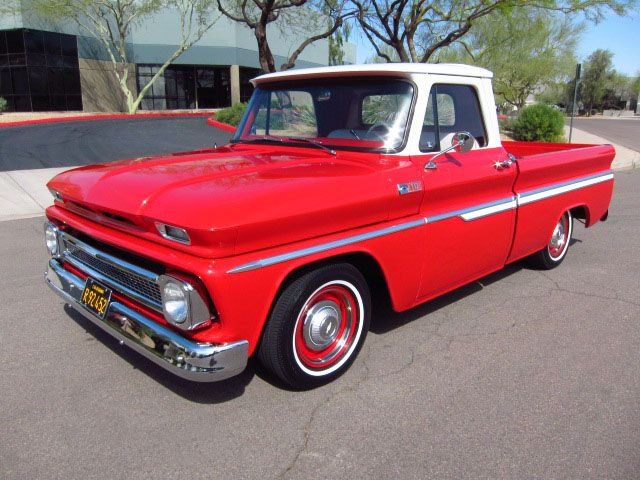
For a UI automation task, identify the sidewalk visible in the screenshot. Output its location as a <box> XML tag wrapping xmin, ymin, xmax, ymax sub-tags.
<box><xmin>0</xmin><ymin>126</ymin><xmax>637</xmax><ymax>223</ymax></box>
<box><xmin>0</xmin><ymin>167</ymin><xmax>71</xmax><ymax>221</ymax></box>
<box><xmin>565</xmin><ymin>125</ymin><xmax>639</xmax><ymax>171</ymax></box>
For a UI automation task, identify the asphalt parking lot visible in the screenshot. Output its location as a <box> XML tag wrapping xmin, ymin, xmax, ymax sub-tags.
<box><xmin>569</xmin><ymin>117</ymin><xmax>640</xmax><ymax>152</ymax></box>
<box><xmin>0</xmin><ymin>116</ymin><xmax>232</xmax><ymax>171</ymax></box>
<box><xmin>1</xmin><ymin>167</ymin><xmax>639</xmax><ymax>478</ymax></box>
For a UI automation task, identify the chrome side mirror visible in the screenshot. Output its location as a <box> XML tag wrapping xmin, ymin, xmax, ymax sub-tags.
<box><xmin>452</xmin><ymin>131</ymin><xmax>474</xmax><ymax>153</ymax></box>
<box><xmin>424</xmin><ymin>131</ymin><xmax>476</xmax><ymax>170</ymax></box>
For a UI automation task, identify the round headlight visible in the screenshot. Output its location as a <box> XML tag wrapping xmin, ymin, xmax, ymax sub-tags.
<box><xmin>44</xmin><ymin>222</ymin><xmax>59</xmax><ymax>256</ymax></box>
<box><xmin>162</xmin><ymin>280</ymin><xmax>188</xmax><ymax>325</ymax></box>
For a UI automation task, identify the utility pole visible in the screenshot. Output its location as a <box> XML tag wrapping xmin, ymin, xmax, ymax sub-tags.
<box><xmin>569</xmin><ymin>63</ymin><xmax>581</xmax><ymax>143</ymax></box>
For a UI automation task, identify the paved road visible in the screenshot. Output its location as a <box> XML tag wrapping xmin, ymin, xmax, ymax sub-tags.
<box><xmin>0</xmin><ymin>117</ymin><xmax>233</xmax><ymax>171</ymax></box>
<box><xmin>2</xmin><ymin>170</ymin><xmax>639</xmax><ymax>479</ymax></box>
<box><xmin>569</xmin><ymin>117</ymin><xmax>640</xmax><ymax>152</ymax></box>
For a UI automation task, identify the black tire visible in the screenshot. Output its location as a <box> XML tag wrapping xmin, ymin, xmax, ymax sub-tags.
<box><xmin>525</xmin><ymin>210</ymin><xmax>573</xmax><ymax>270</ymax></box>
<box><xmin>258</xmin><ymin>263</ymin><xmax>371</xmax><ymax>389</ymax></box>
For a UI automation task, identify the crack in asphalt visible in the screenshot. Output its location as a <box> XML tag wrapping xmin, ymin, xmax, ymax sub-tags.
<box><xmin>536</xmin><ymin>270</ymin><xmax>640</xmax><ymax>308</ymax></box>
<box><xmin>279</xmin><ymin>263</ymin><xmax>640</xmax><ymax>478</ymax></box>
<box><xmin>278</xmin><ymin>342</ymin><xmax>418</xmax><ymax>479</ymax></box>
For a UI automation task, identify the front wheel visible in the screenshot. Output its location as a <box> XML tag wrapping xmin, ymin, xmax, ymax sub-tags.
<box><xmin>525</xmin><ymin>210</ymin><xmax>573</xmax><ymax>269</ymax></box>
<box><xmin>258</xmin><ymin>263</ymin><xmax>371</xmax><ymax>389</ymax></box>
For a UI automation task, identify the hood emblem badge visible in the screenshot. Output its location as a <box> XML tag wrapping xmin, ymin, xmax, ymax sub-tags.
<box><xmin>397</xmin><ymin>181</ymin><xmax>423</xmax><ymax>196</ymax></box>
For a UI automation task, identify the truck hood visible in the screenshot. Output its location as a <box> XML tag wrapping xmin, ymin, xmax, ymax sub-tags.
<box><xmin>48</xmin><ymin>144</ymin><xmax>420</xmax><ymax>258</ymax></box>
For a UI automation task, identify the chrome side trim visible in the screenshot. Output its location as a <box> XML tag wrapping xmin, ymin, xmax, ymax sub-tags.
<box><xmin>45</xmin><ymin>259</ymin><xmax>248</xmax><ymax>382</ymax></box>
<box><xmin>517</xmin><ymin>170</ymin><xmax>614</xmax><ymax>206</ymax></box>
<box><xmin>227</xmin><ymin>218</ymin><xmax>427</xmax><ymax>273</ymax></box>
<box><xmin>459</xmin><ymin>198</ymin><xmax>517</xmax><ymax>221</ymax></box>
<box><xmin>426</xmin><ymin>196</ymin><xmax>516</xmax><ymax>223</ymax></box>
<box><xmin>226</xmin><ymin>170</ymin><xmax>614</xmax><ymax>274</ymax></box>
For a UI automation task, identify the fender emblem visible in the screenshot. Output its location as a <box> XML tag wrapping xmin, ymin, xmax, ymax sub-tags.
<box><xmin>397</xmin><ymin>180</ymin><xmax>423</xmax><ymax>195</ymax></box>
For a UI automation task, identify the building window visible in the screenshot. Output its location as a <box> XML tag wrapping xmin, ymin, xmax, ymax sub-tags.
<box><xmin>240</xmin><ymin>67</ymin><xmax>260</xmax><ymax>103</ymax></box>
<box><xmin>0</xmin><ymin>29</ymin><xmax>82</xmax><ymax>112</ymax></box>
<box><xmin>137</xmin><ymin>64</ymin><xmax>232</xmax><ymax>110</ymax></box>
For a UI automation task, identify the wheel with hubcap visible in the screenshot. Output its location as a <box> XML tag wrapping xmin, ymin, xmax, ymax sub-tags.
<box><xmin>258</xmin><ymin>263</ymin><xmax>370</xmax><ymax>389</ymax></box>
<box><xmin>526</xmin><ymin>210</ymin><xmax>573</xmax><ymax>269</ymax></box>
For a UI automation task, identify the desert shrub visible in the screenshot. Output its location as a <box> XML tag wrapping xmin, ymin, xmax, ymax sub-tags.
<box><xmin>215</xmin><ymin>102</ymin><xmax>247</xmax><ymax>126</ymax></box>
<box><xmin>0</xmin><ymin>97</ymin><xmax>7</xmax><ymax>112</ymax></box>
<box><xmin>498</xmin><ymin>115</ymin><xmax>516</xmax><ymax>135</ymax></box>
<box><xmin>510</xmin><ymin>104</ymin><xmax>565</xmax><ymax>142</ymax></box>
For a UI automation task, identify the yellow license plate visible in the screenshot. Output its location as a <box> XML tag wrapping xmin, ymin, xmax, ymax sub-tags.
<box><xmin>81</xmin><ymin>278</ymin><xmax>112</xmax><ymax>319</ymax></box>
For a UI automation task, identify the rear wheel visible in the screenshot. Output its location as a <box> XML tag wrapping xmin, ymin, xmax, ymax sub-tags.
<box><xmin>526</xmin><ymin>210</ymin><xmax>573</xmax><ymax>269</ymax></box>
<box><xmin>258</xmin><ymin>263</ymin><xmax>370</xmax><ymax>389</ymax></box>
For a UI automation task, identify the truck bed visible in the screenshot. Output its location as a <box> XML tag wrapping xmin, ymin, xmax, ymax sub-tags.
<box><xmin>503</xmin><ymin>140</ymin><xmax>616</xmax><ymax>263</ymax></box>
<box><xmin>502</xmin><ymin>140</ymin><xmax>609</xmax><ymax>157</ymax></box>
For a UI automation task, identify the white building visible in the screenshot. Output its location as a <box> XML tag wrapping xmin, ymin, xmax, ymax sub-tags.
<box><xmin>0</xmin><ymin>2</ymin><xmax>357</xmax><ymax>112</ymax></box>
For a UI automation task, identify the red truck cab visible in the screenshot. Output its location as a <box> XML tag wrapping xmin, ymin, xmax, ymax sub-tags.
<box><xmin>44</xmin><ymin>64</ymin><xmax>615</xmax><ymax>388</ymax></box>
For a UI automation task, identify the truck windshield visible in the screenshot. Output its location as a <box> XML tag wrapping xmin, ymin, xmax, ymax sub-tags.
<box><xmin>232</xmin><ymin>78</ymin><xmax>414</xmax><ymax>152</ymax></box>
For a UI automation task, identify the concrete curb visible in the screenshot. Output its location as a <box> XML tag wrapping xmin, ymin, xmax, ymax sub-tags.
<box><xmin>565</xmin><ymin>125</ymin><xmax>639</xmax><ymax>171</ymax></box>
<box><xmin>0</xmin><ymin>111</ymin><xmax>215</xmax><ymax>128</ymax></box>
<box><xmin>206</xmin><ymin>116</ymin><xmax>237</xmax><ymax>133</ymax></box>
<box><xmin>1</xmin><ymin>126</ymin><xmax>636</xmax><ymax>223</ymax></box>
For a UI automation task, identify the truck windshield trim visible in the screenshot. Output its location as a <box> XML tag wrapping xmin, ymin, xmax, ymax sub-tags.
<box><xmin>232</xmin><ymin>77</ymin><xmax>417</xmax><ymax>154</ymax></box>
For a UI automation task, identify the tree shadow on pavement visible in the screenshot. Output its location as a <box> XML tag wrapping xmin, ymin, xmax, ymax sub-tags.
<box><xmin>64</xmin><ymin>304</ymin><xmax>255</xmax><ymax>403</ymax></box>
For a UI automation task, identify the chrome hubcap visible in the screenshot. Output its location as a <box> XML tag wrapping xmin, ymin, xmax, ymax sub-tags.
<box><xmin>294</xmin><ymin>282</ymin><xmax>360</xmax><ymax>371</ymax></box>
<box><xmin>550</xmin><ymin>221</ymin><xmax>566</xmax><ymax>252</ymax></box>
<box><xmin>303</xmin><ymin>300</ymin><xmax>341</xmax><ymax>351</ymax></box>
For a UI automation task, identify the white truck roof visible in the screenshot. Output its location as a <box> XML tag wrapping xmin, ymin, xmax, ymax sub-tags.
<box><xmin>252</xmin><ymin>63</ymin><xmax>493</xmax><ymax>85</ymax></box>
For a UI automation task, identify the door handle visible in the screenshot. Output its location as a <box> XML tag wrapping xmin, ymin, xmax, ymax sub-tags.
<box><xmin>493</xmin><ymin>159</ymin><xmax>513</xmax><ymax>170</ymax></box>
<box><xmin>494</xmin><ymin>154</ymin><xmax>517</xmax><ymax>170</ymax></box>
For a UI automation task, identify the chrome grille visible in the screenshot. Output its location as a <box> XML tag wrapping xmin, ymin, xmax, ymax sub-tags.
<box><xmin>60</xmin><ymin>232</ymin><xmax>162</xmax><ymax>309</ymax></box>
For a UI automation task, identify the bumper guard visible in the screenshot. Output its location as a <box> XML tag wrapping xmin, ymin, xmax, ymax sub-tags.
<box><xmin>45</xmin><ymin>259</ymin><xmax>248</xmax><ymax>382</ymax></box>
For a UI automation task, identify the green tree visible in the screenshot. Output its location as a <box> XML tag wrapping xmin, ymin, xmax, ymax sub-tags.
<box><xmin>35</xmin><ymin>0</ymin><xmax>219</xmax><ymax>114</ymax></box>
<box><xmin>439</xmin><ymin>9</ymin><xmax>581</xmax><ymax>110</ymax></box>
<box><xmin>633</xmin><ymin>75</ymin><xmax>640</xmax><ymax>96</ymax></box>
<box><xmin>0</xmin><ymin>0</ymin><xmax>19</xmax><ymax>15</ymax></box>
<box><xmin>217</xmin><ymin>0</ymin><xmax>353</xmax><ymax>73</ymax></box>
<box><xmin>536</xmin><ymin>81</ymin><xmax>571</xmax><ymax>108</ymax></box>
<box><xmin>602</xmin><ymin>71</ymin><xmax>633</xmax><ymax>109</ymax></box>
<box><xmin>580</xmin><ymin>49</ymin><xmax>615</xmax><ymax>114</ymax></box>
<box><xmin>351</xmin><ymin>0</ymin><xmax>630</xmax><ymax>64</ymax></box>
<box><xmin>328</xmin><ymin>22</ymin><xmax>351</xmax><ymax>65</ymax></box>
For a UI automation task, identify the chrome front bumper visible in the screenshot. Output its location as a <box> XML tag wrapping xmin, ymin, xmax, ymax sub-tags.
<box><xmin>45</xmin><ymin>259</ymin><xmax>248</xmax><ymax>382</ymax></box>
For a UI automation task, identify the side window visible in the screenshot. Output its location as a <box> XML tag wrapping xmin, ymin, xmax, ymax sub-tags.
<box><xmin>420</xmin><ymin>84</ymin><xmax>487</xmax><ymax>152</ymax></box>
<box><xmin>253</xmin><ymin>90</ymin><xmax>318</xmax><ymax>137</ymax></box>
<box><xmin>424</xmin><ymin>93</ymin><xmax>454</xmax><ymax>127</ymax></box>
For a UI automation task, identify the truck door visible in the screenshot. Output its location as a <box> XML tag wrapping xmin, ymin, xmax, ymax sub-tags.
<box><xmin>413</xmin><ymin>82</ymin><xmax>517</xmax><ymax>300</ymax></box>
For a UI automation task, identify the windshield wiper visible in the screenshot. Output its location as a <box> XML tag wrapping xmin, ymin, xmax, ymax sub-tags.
<box><xmin>285</xmin><ymin>137</ymin><xmax>336</xmax><ymax>155</ymax></box>
<box><xmin>238</xmin><ymin>135</ymin><xmax>286</xmax><ymax>144</ymax></box>
<box><xmin>237</xmin><ymin>135</ymin><xmax>336</xmax><ymax>155</ymax></box>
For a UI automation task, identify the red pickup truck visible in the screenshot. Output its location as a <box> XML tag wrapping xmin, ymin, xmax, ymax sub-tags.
<box><xmin>44</xmin><ymin>64</ymin><xmax>615</xmax><ymax>389</ymax></box>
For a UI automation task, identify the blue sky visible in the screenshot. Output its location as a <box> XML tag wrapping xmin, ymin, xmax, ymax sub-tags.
<box><xmin>354</xmin><ymin>11</ymin><xmax>640</xmax><ymax>78</ymax></box>
<box><xmin>577</xmin><ymin>12</ymin><xmax>640</xmax><ymax>76</ymax></box>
